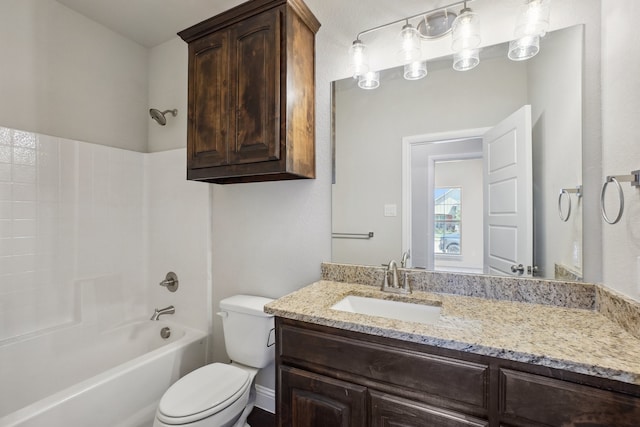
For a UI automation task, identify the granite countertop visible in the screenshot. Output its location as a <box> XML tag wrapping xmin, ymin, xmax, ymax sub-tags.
<box><xmin>264</xmin><ymin>280</ymin><xmax>640</xmax><ymax>385</ymax></box>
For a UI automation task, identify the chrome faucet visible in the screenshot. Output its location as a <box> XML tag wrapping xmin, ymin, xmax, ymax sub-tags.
<box><xmin>150</xmin><ymin>305</ymin><xmax>175</xmax><ymax>321</ymax></box>
<box><xmin>381</xmin><ymin>260</ymin><xmax>411</xmax><ymax>294</ymax></box>
<box><xmin>400</xmin><ymin>251</ymin><xmax>410</xmax><ymax>268</ymax></box>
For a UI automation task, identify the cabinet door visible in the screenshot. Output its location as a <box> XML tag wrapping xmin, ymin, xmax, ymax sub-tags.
<box><xmin>188</xmin><ymin>30</ymin><xmax>230</xmax><ymax>169</ymax></box>
<box><xmin>500</xmin><ymin>369</ymin><xmax>640</xmax><ymax>427</ymax></box>
<box><xmin>279</xmin><ymin>366</ymin><xmax>367</xmax><ymax>427</ymax></box>
<box><xmin>229</xmin><ymin>7</ymin><xmax>281</xmax><ymax>165</ymax></box>
<box><xmin>371</xmin><ymin>391</ymin><xmax>488</xmax><ymax>427</ymax></box>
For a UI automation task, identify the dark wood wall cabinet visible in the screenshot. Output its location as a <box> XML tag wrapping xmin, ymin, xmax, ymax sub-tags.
<box><xmin>178</xmin><ymin>0</ymin><xmax>319</xmax><ymax>184</ymax></box>
<box><xmin>276</xmin><ymin>318</ymin><xmax>640</xmax><ymax>427</ymax></box>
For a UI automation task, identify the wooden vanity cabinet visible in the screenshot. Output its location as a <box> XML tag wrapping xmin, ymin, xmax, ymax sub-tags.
<box><xmin>276</xmin><ymin>318</ymin><xmax>640</xmax><ymax>427</ymax></box>
<box><xmin>178</xmin><ymin>0</ymin><xmax>319</xmax><ymax>184</ymax></box>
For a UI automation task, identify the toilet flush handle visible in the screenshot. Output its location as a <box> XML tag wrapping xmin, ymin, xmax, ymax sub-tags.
<box><xmin>216</xmin><ymin>311</ymin><xmax>228</xmax><ymax>319</ymax></box>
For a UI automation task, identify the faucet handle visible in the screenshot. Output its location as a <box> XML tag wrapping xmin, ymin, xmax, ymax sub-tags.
<box><xmin>159</xmin><ymin>272</ymin><xmax>179</xmax><ymax>292</ymax></box>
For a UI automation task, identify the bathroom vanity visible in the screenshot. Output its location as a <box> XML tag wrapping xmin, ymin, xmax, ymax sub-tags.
<box><xmin>266</xmin><ymin>266</ymin><xmax>640</xmax><ymax>426</ymax></box>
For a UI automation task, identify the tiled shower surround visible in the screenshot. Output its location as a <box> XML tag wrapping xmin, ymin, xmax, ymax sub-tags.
<box><xmin>0</xmin><ymin>127</ymin><xmax>146</xmax><ymax>341</ymax></box>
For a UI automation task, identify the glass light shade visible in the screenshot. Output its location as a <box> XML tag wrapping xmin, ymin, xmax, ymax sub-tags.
<box><xmin>348</xmin><ymin>39</ymin><xmax>369</xmax><ymax>78</ymax></box>
<box><xmin>508</xmin><ymin>35</ymin><xmax>540</xmax><ymax>61</ymax></box>
<box><xmin>451</xmin><ymin>8</ymin><xmax>481</xmax><ymax>52</ymax></box>
<box><xmin>404</xmin><ymin>60</ymin><xmax>427</xmax><ymax>80</ymax></box>
<box><xmin>452</xmin><ymin>49</ymin><xmax>480</xmax><ymax>71</ymax></box>
<box><xmin>397</xmin><ymin>24</ymin><xmax>422</xmax><ymax>64</ymax></box>
<box><xmin>358</xmin><ymin>71</ymin><xmax>380</xmax><ymax>90</ymax></box>
<box><xmin>513</xmin><ymin>0</ymin><xmax>551</xmax><ymax>38</ymax></box>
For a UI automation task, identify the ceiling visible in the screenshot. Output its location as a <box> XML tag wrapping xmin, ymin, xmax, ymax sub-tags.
<box><xmin>54</xmin><ymin>0</ymin><xmax>454</xmax><ymax>48</ymax></box>
<box><xmin>55</xmin><ymin>0</ymin><xmax>246</xmax><ymax>47</ymax></box>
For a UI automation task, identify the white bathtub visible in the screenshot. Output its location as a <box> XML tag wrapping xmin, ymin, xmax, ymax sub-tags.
<box><xmin>0</xmin><ymin>320</ymin><xmax>207</xmax><ymax>427</ymax></box>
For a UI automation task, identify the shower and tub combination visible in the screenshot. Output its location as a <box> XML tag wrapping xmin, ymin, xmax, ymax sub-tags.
<box><xmin>0</xmin><ymin>320</ymin><xmax>206</xmax><ymax>427</ymax></box>
<box><xmin>0</xmin><ymin>125</ymin><xmax>211</xmax><ymax>426</ymax></box>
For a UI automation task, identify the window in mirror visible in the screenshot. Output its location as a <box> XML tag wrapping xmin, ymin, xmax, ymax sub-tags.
<box><xmin>434</xmin><ymin>187</ymin><xmax>462</xmax><ymax>255</ymax></box>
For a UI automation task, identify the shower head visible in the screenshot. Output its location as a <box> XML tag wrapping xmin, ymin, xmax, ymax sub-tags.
<box><xmin>149</xmin><ymin>108</ymin><xmax>178</xmax><ymax>126</ymax></box>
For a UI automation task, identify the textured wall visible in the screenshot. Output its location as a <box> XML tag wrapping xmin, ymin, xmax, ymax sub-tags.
<box><xmin>0</xmin><ymin>0</ymin><xmax>149</xmax><ymax>152</ymax></box>
<box><xmin>601</xmin><ymin>0</ymin><xmax>640</xmax><ymax>298</ymax></box>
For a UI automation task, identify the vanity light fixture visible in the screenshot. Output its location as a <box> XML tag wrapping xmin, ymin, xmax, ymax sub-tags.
<box><xmin>451</xmin><ymin>2</ymin><xmax>481</xmax><ymax>52</ymax></box>
<box><xmin>347</xmin><ymin>0</ymin><xmax>471</xmax><ymax>88</ymax></box>
<box><xmin>508</xmin><ymin>0</ymin><xmax>551</xmax><ymax>61</ymax></box>
<box><xmin>358</xmin><ymin>70</ymin><xmax>380</xmax><ymax>90</ymax></box>
<box><xmin>453</xmin><ymin>48</ymin><xmax>480</xmax><ymax>71</ymax></box>
<box><xmin>404</xmin><ymin>60</ymin><xmax>428</xmax><ymax>80</ymax></box>
<box><xmin>398</xmin><ymin>22</ymin><xmax>422</xmax><ymax>65</ymax></box>
<box><xmin>348</xmin><ymin>39</ymin><xmax>369</xmax><ymax>78</ymax></box>
<box><xmin>348</xmin><ymin>0</ymin><xmax>552</xmax><ymax>89</ymax></box>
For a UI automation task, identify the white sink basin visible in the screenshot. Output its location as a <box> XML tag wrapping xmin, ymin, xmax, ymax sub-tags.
<box><xmin>330</xmin><ymin>295</ymin><xmax>441</xmax><ymax>325</ymax></box>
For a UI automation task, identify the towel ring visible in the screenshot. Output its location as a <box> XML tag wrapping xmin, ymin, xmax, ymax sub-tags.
<box><xmin>558</xmin><ymin>189</ymin><xmax>572</xmax><ymax>222</ymax></box>
<box><xmin>558</xmin><ymin>186</ymin><xmax>581</xmax><ymax>222</ymax></box>
<box><xmin>600</xmin><ymin>177</ymin><xmax>624</xmax><ymax>225</ymax></box>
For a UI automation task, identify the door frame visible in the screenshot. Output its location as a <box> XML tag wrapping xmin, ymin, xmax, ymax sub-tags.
<box><xmin>402</xmin><ymin>128</ymin><xmax>489</xmax><ymax>269</ymax></box>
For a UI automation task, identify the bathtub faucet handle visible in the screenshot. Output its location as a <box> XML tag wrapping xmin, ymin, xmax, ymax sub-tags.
<box><xmin>150</xmin><ymin>305</ymin><xmax>175</xmax><ymax>321</ymax></box>
<box><xmin>159</xmin><ymin>272</ymin><xmax>179</xmax><ymax>292</ymax></box>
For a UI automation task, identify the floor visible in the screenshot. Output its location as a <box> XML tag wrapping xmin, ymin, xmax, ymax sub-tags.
<box><xmin>248</xmin><ymin>407</ymin><xmax>276</xmax><ymax>427</ymax></box>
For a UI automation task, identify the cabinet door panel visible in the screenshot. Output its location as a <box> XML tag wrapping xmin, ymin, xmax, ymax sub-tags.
<box><xmin>230</xmin><ymin>7</ymin><xmax>280</xmax><ymax>165</ymax></box>
<box><xmin>279</xmin><ymin>366</ymin><xmax>367</xmax><ymax>427</ymax></box>
<box><xmin>189</xmin><ymin>31</ymin><xmax>229</xmax><ymax>169</ymax></box>
<box><xmin>500</xmin><ymin>369</ymin><xmax>640</xmax><ymax>426</ymax></box>
<box><xmin>371</xmin><ymin>391</ymin><xmax>488</xmax><ymax>427</ymax></box>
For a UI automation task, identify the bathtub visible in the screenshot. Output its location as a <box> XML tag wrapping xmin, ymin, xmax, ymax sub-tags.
<box><xmin>0</xmin><ymin>320</ymin><xmax>207</xmax><ymax>427</ymax></box>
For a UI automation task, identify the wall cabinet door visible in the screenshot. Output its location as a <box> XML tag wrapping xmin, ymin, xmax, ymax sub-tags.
<box><xmin>187</xmin><ymin>30</ymin><xmax>230</xmax><ymax>169</ymax></box>
<box><xmin>279</xmin><ymin>366</ymin><xmax>367</xmax><ymax>427</ymax></box>
<box><xmin>371</xmin><ymin>391</ymin><xmax>488</xmax><ymax>427</ymax></box>
<box><xmin>229</xmin><ymin>8</ymin><xmax>280</xmax><ymax>166</ymax></box>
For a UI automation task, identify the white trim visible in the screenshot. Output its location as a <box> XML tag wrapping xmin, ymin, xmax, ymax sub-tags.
<box><xmin>401</xmin><ymin>127</ymin><xmax>489</xmax><ymax>270</ymax></box>
<box><xmin>254</xmin><ymin>384</ymin><xmax>275</xmax><ymax>414</ymax></box>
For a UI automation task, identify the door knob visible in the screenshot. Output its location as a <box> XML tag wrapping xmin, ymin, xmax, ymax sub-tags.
<box><xmin>510</xmin><ymin>264</ymin><xmax>525</xmax><ymax>274</ymax></box>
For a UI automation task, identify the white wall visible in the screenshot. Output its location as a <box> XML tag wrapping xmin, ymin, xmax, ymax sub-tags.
<box><xmin>601</xmin><ymin>0</ymin><xmax>640</xmax><ymax>298</ymax></box>
<box><xmin>146</xmin><ymin>149</ymin><xmax>211</xmax><ymax>334</ymax></box>
<box><xmin>0</xmin><ymin>0</ymin><xmax>149</xmax><ymax>152</ymax></box>
<box><xmin>148</xmin><ymin>39</ymin><xmax>188</xmax><ymax>153</ymax></box>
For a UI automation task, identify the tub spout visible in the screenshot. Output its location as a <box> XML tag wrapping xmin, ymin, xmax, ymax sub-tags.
<box><xmin>150</xmin><ymin>305</ymin><xmax>175</xmax><ymax>321</ymax></box>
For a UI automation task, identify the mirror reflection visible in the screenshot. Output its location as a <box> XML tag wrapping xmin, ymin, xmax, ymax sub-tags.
<box><xmin>332</xmin><ymin>25</ymin><xmax>583</xmax><ymax>280</ymax></box>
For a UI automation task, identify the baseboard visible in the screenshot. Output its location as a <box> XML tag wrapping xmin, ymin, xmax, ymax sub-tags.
<box><xmin>254</xmin><ymin>384</ymin><xmax>275</xmax><ymax>414</ymax></box>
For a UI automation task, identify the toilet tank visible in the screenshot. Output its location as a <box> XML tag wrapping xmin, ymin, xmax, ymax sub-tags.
<box><xmin>219</xmin><ymin>295</ymin><xmax>275</xmax><ymax>368</ymax></box>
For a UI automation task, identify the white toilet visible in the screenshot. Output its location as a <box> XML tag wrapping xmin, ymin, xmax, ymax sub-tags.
<box><xmin>153</xmin><ymin>295</ymin><xmax>275</xmax><ymax>427</ymax></box>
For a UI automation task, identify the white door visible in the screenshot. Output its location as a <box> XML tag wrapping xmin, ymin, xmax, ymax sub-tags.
<box><xmin>483</xmin><ymin>105</ymin><xmax>533</xmax><ymax>276</ymax></box>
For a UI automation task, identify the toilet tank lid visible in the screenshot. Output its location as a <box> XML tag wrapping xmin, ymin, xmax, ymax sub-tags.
<box><xmin>219</xmin><ymin>295</ymin><xmax>274</xmax><ymax>317</ymax></box>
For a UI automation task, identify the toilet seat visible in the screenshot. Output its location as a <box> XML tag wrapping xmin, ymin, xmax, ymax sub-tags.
<box><xmin>156</xmin><ymin>363</ymin><xmax>251</xmax><ymax>425</ymax></box>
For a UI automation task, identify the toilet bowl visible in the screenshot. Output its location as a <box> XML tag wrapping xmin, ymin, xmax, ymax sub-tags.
<box><xmin>153</xmin><ymin>295</ymin><xmax>274</xmax><ymax>427</ymax></box>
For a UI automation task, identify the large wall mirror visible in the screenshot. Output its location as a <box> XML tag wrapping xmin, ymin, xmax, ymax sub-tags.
<box><xmin>332</xmin><ymin>25</ymin><xmax>584</xmax><ymax>281</ymax></box>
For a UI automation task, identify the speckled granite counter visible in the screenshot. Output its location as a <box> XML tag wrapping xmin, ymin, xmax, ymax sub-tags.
<box><xmin>265</xmin><ymin>280</ymin><xmax>640</xmax><ymax>385</ymax></box>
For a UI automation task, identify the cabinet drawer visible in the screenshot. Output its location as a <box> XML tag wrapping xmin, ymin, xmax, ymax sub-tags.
<box><xmin>279</xmin><ymin>323</ymin><xmax>488</xmax><ymax>410</ymax></box>
<box><xmin>500</xmin><ymin>369</ymin><xmax>640</xmax><ymax>426</ymax></box>
<box><xmin>371</xmin><ymin>390</ymin><xmax>488</xmax><ymax>427</ymax></box>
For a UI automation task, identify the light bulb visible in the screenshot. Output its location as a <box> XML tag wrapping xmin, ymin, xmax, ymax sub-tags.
<box><xmin>397</xmin><ymin>23</ymin><xmax>421</xmax><ymax>64</ymax></box>
<box><xmin>451</xmin><ymin>8</ymin><xmax>481</xmax><ymax>52</ymax></box>
<box><xmin>404</xmin><ymin>60</ymin><xmax>427</xmax><ymax>80</ymax></box>
<box><xmin>348</xmin><ymin>39</ymin><xmax>369</xmax><ymax>78</ymax></box>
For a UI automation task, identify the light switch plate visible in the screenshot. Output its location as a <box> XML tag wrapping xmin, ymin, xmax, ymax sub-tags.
<box><xmin>384</xmin><ymin>204</ymin><xmax>397</xmax><ymax>217</ymax></box>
